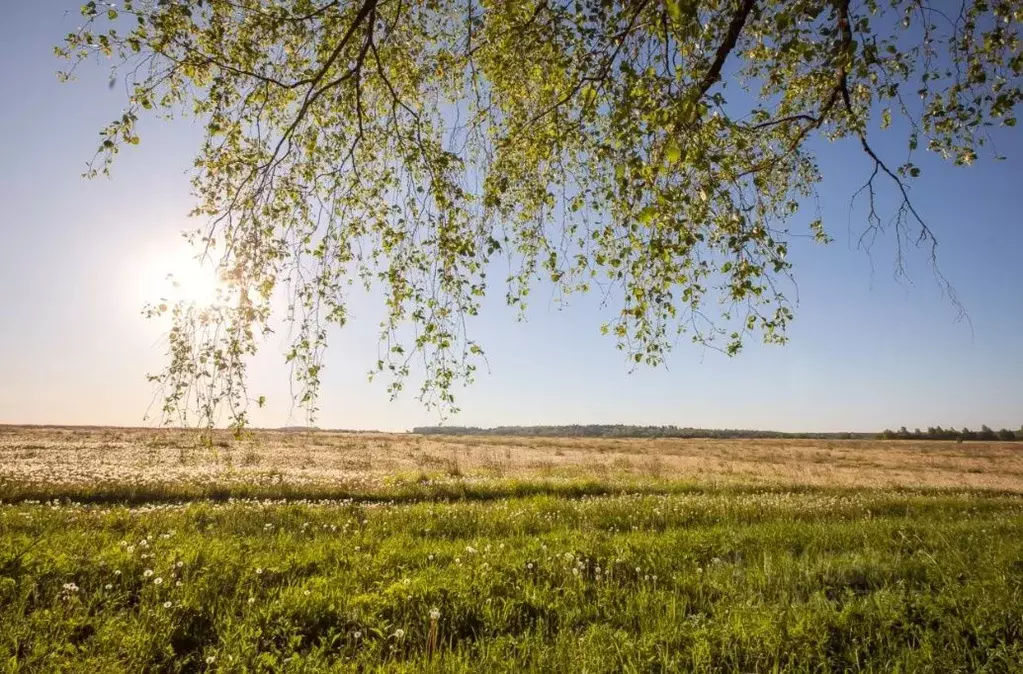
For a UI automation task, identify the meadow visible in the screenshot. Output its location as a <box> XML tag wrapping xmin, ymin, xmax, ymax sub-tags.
<box><xmin>2</xmin><ymin>426</ymin><xmax>1023</xmax><ymax>672</ymax></box>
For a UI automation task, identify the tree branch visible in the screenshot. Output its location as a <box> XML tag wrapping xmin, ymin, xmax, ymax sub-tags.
<box><xmin>693</xmin><ymin>0</ymin><xmax>757</xmax><ymax>101</ymax></box>
<box><xmin>262</xmin><ymin>0</ymin><xmax>379</xmax><ymax>171</ymax></box>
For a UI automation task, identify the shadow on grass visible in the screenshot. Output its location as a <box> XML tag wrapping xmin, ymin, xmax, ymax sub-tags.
<box><xmin>2</xmin><ymin>475</ymin><xmax>1021</xmax><ymax>507</ymax></box>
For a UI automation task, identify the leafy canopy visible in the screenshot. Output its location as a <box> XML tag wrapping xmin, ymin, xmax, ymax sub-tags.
<box><xmin>57</xmin><ymin>0</ymin><xmax>1021</xmax><ymax>426</ymax></box>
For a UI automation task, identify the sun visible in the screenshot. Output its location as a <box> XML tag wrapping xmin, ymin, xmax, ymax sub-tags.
<box><xmin>165</xmin><ymin>261</ymin><xmax>223</xmax><ymax>306</ymax></box>
<box><xmin>137</xmin><ymin>244</ymin><xmax>226</xmax><ymax>308</ymax></box>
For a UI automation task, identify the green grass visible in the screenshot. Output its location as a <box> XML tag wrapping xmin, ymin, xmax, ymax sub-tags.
<box><xmin>3</xmin><ymin>489</ymin><xmax>1023</xmax><ymax>672</ymax></box>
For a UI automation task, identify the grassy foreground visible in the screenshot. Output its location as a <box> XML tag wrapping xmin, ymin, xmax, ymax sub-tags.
<box><xmin>3</xmin><ymin>488</ymin><xmax>1023</xmax><ymax>672</ymax></box>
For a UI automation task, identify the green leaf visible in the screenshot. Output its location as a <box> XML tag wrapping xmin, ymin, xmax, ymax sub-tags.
<box><xmin>637</xmin><ymin>206</ymin><xmax>657</xmax><ymax>224</ymax></box>
<box><xmin>666</xmin><ymin>0</ymin><xmax>683</xmax><ymax>24</ymax></box>
<box><xmin>665</xmin><ymin>140</ymin><xmax>682</xmax><ymax>163</ymax></box>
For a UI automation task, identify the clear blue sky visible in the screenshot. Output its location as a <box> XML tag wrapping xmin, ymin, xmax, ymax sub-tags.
<box><xmin>1</xmin><ymin>3</ymin><xmax>1020</xmax><ymax>432</ymax></box>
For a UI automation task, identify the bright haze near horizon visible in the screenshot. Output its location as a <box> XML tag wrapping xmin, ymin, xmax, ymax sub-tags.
<box><xmin>1</xmin><ymin>2</ymin><xmax>1021</xmax><ymax>433</ymax></box>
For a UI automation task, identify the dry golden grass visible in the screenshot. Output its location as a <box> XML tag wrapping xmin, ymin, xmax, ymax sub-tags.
<box><xmin>2</xmin><ymin>424</ymin><xmax>1022</xmax><ymax>492</ymax></box>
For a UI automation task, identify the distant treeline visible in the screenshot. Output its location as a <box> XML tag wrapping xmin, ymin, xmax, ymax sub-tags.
<box><xmin>411</xmin><ymin>424</ymin><xmax>1023</xmax><ymax>441</ymax></box>
<box><xmin>878</xmin><ymin>426</ymin><xmax>1022</xmax><ymax>441</ymax></box>
<box><xmin>411</xmin><ymin>425</ymin><xmax>874</xmax><ymax>440</ymax></box>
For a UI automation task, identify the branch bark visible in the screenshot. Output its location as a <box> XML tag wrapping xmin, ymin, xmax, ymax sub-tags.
<box><xmin>693</xmin><ymin>0</ymin><xmax>757</xmax><ymax>101</ymax></box>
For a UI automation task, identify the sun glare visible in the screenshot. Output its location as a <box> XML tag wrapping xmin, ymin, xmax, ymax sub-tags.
<box><xmin>167</xmin><ymin>264</ymin><xmax>222</xmax><ymax>306</ymax></box>
<box><xmin>138</xmin><ymin>246</ymin><xmax>225</xmax><ymax>308</ymax></box>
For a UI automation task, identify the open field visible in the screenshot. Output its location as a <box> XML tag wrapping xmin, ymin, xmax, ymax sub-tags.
<box><xmin>3</xmin><ymin>425</ymin><xmax>1023</xmax><ymax>500</ymax></box>
<box><xmin>3</xmin><ymin>427</ymin><xmax>1023</xmax><ymax>672</ymax></box>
